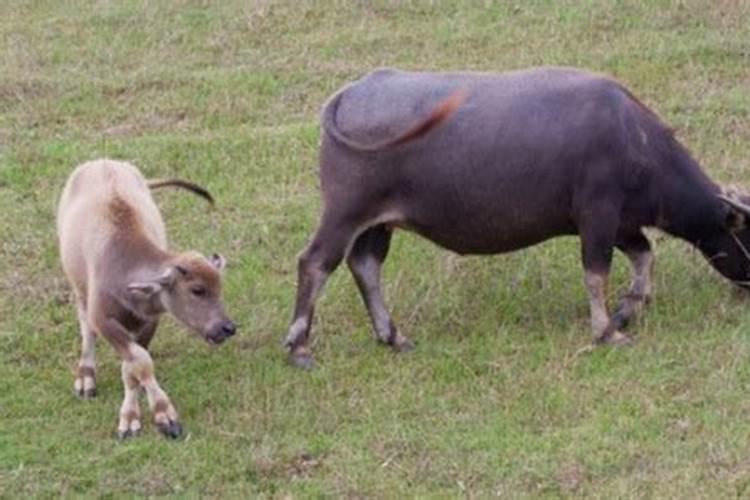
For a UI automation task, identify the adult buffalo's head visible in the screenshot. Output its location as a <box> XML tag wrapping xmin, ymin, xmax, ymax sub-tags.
<box><xmin>701</xmin><ymin>190</ymin><xmax>750</xmax><ymax>288</ymax></box>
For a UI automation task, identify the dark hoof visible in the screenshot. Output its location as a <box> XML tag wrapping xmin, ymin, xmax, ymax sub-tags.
<box><xmin>289</xmin><ymin>352</ymin><xmax>315</xmax><ymax>370</ymax></box>
<box><xmin>75</xmin><ymin>388</ymin><xmax>97</xmax><ymax>400</ymax></box>
<box><xmin>391</xmin><ymin>337</ymin><xmax>415</xmax><ymax>353</ymax></box>
<box><xmin>610</xmin><ymin>310</ymin><xmax>630</xmax><ymax>330</ymax></box>
<box><xmin>157</xmin><ymin>421</ymin><xmax>183</xmax><ymax>439</ymax></box>
<box><xmin>117</xmin><ymin>428</ymin><xmax>139</xmax><ymax>440</ymax></box>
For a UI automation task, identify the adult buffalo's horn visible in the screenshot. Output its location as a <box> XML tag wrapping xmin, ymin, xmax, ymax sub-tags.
<box><xmin>718</xmin><ymin>193</ymin><xmax>750</xmax><ymax>216</ymax></box>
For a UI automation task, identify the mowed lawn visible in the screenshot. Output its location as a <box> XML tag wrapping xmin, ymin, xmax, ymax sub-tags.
<box><xmin>2</xmin><ymin>0</ymin><xmax>750</xmax><ymax>497</ymax></box>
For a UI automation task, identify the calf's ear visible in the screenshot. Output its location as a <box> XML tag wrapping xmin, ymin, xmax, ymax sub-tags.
<box><xmin>127</xmin><ymin>281</ymin><xmax>163</xmax><ymax>299</ymax></box>
<box><xmin>209</xmin><ymin>253</ymin><xmax>226</xmax><ymax>272</ymax></box>
<box><xmin>127</xmin><ymin>268</ymin><xmax>176</xmax><ymax>298</ymax></box>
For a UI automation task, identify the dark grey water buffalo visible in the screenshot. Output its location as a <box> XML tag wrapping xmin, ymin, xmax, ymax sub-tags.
<box><xmin>284</xmin><ymin>66</ymin><xmax>750</xmax><ymax>368</ymax></box>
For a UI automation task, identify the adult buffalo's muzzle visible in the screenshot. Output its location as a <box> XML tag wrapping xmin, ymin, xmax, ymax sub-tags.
<box><xmin>206</xmin><ymin>320</ymin><xmax>237</xmax><ymax>345</ymax></box>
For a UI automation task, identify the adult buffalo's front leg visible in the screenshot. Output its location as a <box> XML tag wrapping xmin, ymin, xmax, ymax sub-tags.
<box><xmin>101</xmin><ymin>318</ymin><xmax>181</xmax><ymax>439</ymax></box>
<box><xmin>347</xmin><ymin>225</ymin><xmax>414</xmax><ymax>352</ymax></box>
<box><xmin>584</xmin><ymin>271</ymin><xmax>633</xmax><ymax>345</ymax></box>
<box><xmin>612</xmin><ymin>231</ymin><xmax>654</xmax><ymax>330</ymax></box>
<box><xmin>284</xmin><ymin>212</ymin><xmax>358</xmax><ymax>369</ymax></box>
<box><xmin>579</xmin><ymin>202</ymin><xmax>633</xmax><ymax>346</ymax></box>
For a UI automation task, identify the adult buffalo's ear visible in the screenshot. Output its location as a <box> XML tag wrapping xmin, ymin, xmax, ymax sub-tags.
<box><xmin>209</xmin><ymin>253</ymin><xmax>226</xmax><ymax>272</ymax></box>
<box><xmin>127</xmin><ymin>268</ymin><xmax>176</xmax><ymax>298</ymax></box>
<box><xmin>718</xmin><ymin>194</ymin><xmax>750</xmax><ymax>232</ymax></box>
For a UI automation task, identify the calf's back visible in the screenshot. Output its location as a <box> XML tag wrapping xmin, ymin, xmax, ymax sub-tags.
<box><xmin>57</xmin><ymin>159</ymin><xmax>167</xmax><ymax>296</ymax></box>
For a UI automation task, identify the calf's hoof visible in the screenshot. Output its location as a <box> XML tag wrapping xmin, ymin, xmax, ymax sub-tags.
<box><xmin>74</xmin><ymin>387</ymin><xmax>97</xmax><ymax>400</ymax></box>
<box><xmin>117</xmin><ymin>414</ymin><xmax>142</xmax><ymax>440</ymax></box>
<box><xmin>156</xmin><ymin>420</ymin><xmax>183</xmax><ymax>439</ymax></box>
<box><xmin>74</xmin><ymin>368</ymin><xmax>97</xmax><ymax>399</ymax></box>
<box><xmin>153</xmin><ymin>400</ymin><xmax>182</xmax><ymax>439</ymax></box>
<box><xmin>288</xmin><ymin>348</ymin><xmax>315</xmax><ymax>370</ymax></box>
<box><xmin>117</xmin><ymin>428</ymin><xmax>140</xmax><ymax>440</ymax></box>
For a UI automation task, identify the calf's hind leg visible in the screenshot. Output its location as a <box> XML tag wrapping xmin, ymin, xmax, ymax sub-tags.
<box><xmin>284</xmin><ymin>211</ymin><xmax>360</xmax><ymax>369</ymax></box>
<box><xmin>347</xmin><ymin>225</ymin><xmax>413</xmax><ymax>352</ymax></box>
<box><xmin>74</xmin><ymin>301</ymin><xmax>97</xmax><ymax>399</ymax></box>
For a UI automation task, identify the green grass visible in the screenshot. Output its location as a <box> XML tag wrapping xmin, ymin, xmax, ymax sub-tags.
<box><xmin>2</xmin><ymin>0</ymin><xmax>750</xmax><ymax>497</ymax></box>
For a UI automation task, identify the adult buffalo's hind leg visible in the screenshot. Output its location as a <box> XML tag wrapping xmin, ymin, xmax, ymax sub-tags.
<box><xmin>611</xmin><ymin>231</ymin><xmax>654</xmax><ymax>330</ymax></box>
<box><xmin>284</xmin><ymin>211</ymin><xmax>360</xmax><ymax>369</ymax></box>
<box><xmin>347</xmin><ymin>224</ymin><xmax>414</xmax><ymax>352</ymax></box>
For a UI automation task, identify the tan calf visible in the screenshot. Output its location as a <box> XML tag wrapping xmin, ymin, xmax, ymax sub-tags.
<box><xmin>57</xmin><ymin>159</ymin><xmax>236</xmax><ymax>439</ymax></box>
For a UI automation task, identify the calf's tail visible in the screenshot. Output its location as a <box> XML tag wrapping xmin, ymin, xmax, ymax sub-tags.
<box><xmin>147</xmin><ymin>179</ymin><xmax>214</xmax><ymax>205</ymax></box>
<box><xmin>323</xmin><ymin>88</ymin><xmax>467</xmax><ymax>152</ymax></box>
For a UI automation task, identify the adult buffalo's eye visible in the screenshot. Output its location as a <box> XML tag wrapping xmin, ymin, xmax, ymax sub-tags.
<box><xmin>191</xmin><ymin>286</ymin><xmax>207</xmax><ymax>297</ymax></box>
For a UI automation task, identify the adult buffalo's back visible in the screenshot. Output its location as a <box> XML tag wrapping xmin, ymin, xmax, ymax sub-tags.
<box><xmin>284</xmin><ymin>67</ymin><xmax>750</xmax><ymax>369</ymax></box>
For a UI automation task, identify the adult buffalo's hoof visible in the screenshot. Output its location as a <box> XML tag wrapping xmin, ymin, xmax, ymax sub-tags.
<box><xmin>597</xmin><ymin>330</ymin><xmax>634</xmax><ymax>347</ymax></box>
<box><xmin>610</xmin><ymin>309</ymin><xmax>630</xmax><ymax>331</ymax></box>
<box><xmin>289</xmin><ymin>351</ymin><xmax>315</xmax><ymax>370</ymax></box>
<box><xmin>288</xmin><ymin>345</ymin><xmax>315</xmax><ymax>370</ymax></box>
<box><xmin>117</xmin><ymin>428</ymin><xmax>140</xmax><ymax>440</ymax></box>
<box><xmin>157</xmin><ymin>420</ymin><xmax>183</xmax><ymax>439</ymax></box>
<box><xmin>391</xmin><ymin>336</ymin><xmax>415</xmax><ymax>353</ymax></box>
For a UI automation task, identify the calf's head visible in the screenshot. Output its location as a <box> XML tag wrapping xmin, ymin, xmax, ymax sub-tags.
<box><xmin>128</xmin><ymin>251</ymin><xmax>237</xmax><ymax>344</ymax></box>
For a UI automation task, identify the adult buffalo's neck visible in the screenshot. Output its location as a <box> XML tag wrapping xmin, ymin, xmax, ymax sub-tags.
<box><xmin>654</xmin><ymin>141</ymin><xmax>725</xmax><ymax>247</ymax></box>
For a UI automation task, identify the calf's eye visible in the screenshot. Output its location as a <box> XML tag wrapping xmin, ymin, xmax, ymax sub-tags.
<box><xmin>191</xmin><ymin>287</ymin><xmax>207</xmax><ymax>297</ymax></box>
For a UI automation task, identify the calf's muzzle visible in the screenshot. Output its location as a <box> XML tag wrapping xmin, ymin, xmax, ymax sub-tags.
<box><xmin>205</xmin><ymin>319</ymin><xmax>238</xmax><ymax>345</ymax></box>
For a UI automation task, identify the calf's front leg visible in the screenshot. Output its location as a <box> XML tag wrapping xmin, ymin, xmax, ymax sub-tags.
<box><xmin>135</xmin><ymin>319</ymin><xmax>159</xmax><ymax>349</ymax></box>
<box><xmin>101</xmin><ymin>318</ymin><xmax>181</xmax><ymax>439</ymax></box>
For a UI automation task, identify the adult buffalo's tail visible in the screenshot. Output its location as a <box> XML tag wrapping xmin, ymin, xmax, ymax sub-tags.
<box><xmin>148</xmin><ymin>179</ymin><xmax>214</xmax><ymax>205</ymax></box>
<box><xmin>322</xmin><ymin>88</ymin><xmax>467</xmax><ymax>152</ymax></box>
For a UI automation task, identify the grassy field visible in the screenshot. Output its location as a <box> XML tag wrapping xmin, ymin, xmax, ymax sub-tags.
<box><xmin>2</xmin><ymin>0</ymin><xmax>750</xmax><ymax>497</ymax></box>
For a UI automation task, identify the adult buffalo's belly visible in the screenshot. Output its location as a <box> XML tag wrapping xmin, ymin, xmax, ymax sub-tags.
<box><xmin>393</xmin><ymin>176</ymin><xmax>578</xmax><ymax>255</ymax></box>
<box><xmin>401</xmin><ymin>211</ymin><xmax>577</xmax><ymax>255</ymax></box>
